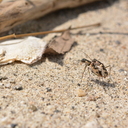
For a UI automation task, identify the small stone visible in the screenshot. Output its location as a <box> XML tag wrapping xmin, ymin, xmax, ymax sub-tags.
<box><xmin>87</xmin><ymin>96</ymin><xmax>97</xmax><ymax>101</ymax></box>
<box><xmin>0</xmin><ymin>83</ymin><xmax>4</xmax><ymax>86</ymax></box>
<box><xmin>83</xmin><ymin>118</ymin><xmax>102</xmax><ymax>128</ymax></box>
<box><xmin>71</xmin><ymin>106</ymin><xmax>75</xmax><ymax>110</ymax></box>
<box><xmin>46</xmin><ymin>103</ymin><xmax>51</xmax><ymax>106</ymax></box>
<box><xmin>28</xmin><ymin>105</ymin><xmax>38</xmax><ymax>112</ymax></box>
<box><xmin>86</xmin><ymin>33</ymin><xmax>90</xmax><ymax>36</ymax></box>
<box><xmin>124</xmin><ymin>77</ymin><xmax>128</xmax><ymax>82</ymax></box>
<box><xmin>28</xmin><ymin>77</ymin><xmax>33</xmax><ymax>80</ymax></box>
<box><xmin>1</xmin><ymin>117</ymin><xmax>8</xmax><ymax>124</ymax></box>
<box><xmin>5</xmin><ymin>83</ymin><xmax>11</xmax><ymax>88</ymax></box>
<box><xmin>0</xmin><ymin>76</ymin><xmax>8</xmax><ymax>81</ymax></box>
<box><xmin>99</xmin><ymin>48</ymin><xmax>104</xmax><ymax>52</ymax></box>
<box><xmin>10</xmin><ymin>124</ymin><xmax>18</xmax><ymax>128</ymax></box>
<box><xmin>77</xmin><ymin>89</ymin><xmax>86</xmax><ymax>97</ymax></box>
<box><xmin>2</xmin><ymin>96</ymin><xmax>6</xmax><ymax>98</ymax></box>
<box><xmin>41</xmin><ymin>97</ymin><xmax>45</xmax><ymax>100</ymax></box>
<box><xmin>54</xmin><ymin>109</ymin><xmax>61</xmax><ymax>113</ymax></box>
<box><xmin>96</xmin><ymin>105</ymin><xmax>100</xmax><ymax>108</ymax></box>
<box><xmin>46</xmin><ymin>88</ymin><xmax>52</xmax><ymax>92</ymax></box>
<box><xmin>0</xmin><ymin>83</ymin><xmax>4</xmax><ymax>89</ymax></box>
<box><xmin>77</xmin><ymin>83</ymin><xmax>81</xmax><ymax>86</ymax></box>
<box><xmin>115</xmin><ymin>40</ymin><xmax>121</xmax><ymax>45</ymax></box>
<box><xmin>9</xmin><ymin>79</ymin><xmax>15</xmax><ymax>84</ymax></box>
<box><xmin>118</xmin><ymin>69</ymin><xmax>124</xmax><ymax>72</ymax></box>
<box><xmin>117</xmin><ymin>23</ymin><xmax>121</xmax><ymax>26</ymax></box>
<box><xmin>20</xmin><ymin>101</ymin><xmax>26</xmax><ymax>105</ymax></box>
<box><xmin>96</xmin><ymin>113</ymin><xmax>100</xmax><ymax>118</ymax></box>
<box><xmin>11</xmin><ymin>110</ymin><xmax>16</xmax><ymax>114</ymax></box>
<box><xmin>13</xmin><ymin>85</ymin><xmax>23</xmax><ymax>90</ymax></box>
<box><xmin>124</xmin><ymin>71</ymin><xmax>128</xmax><ymax>75</ymax></box>
<box><xmin>41</xmin><ymin>112</ymin><xmax>46</xmax><ymax>114</ymax></box>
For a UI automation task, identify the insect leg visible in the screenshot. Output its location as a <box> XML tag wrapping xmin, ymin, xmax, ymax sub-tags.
<box><xmin>105</xmin><ymin>65</ymin><xmax>111</xmax><ymax>68</ymax></box>
<box><xmin>87</xmin><ymin>66</ymin><xmax>91</xmax><ymax>80</ymax></box>
<box><xmin>105</xmin><ymin>65</ymin><xmax>115</xmax><ymax>88</ymax></box>
<box><xmin>106</xmin><ymin>65</ymin><xmax>113</xmax><ymax>82</ymax></box>
<box><xmin>80</xmin><ymin>64</ymin><xmax>88</xmax><ymax>83</ymax></box>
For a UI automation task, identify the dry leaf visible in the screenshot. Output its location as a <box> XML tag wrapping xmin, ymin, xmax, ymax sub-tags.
<box><xmin>0</xmin><ymin>36</ymin><xmax>47</xmax><ymax>65</ymax></box>
<box><xmin>45</xmin><ymin>30</ymin><xmax>74</xmax><ymax>54</ymax></box>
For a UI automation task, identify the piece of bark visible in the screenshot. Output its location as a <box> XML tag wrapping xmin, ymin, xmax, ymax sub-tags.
<box><xmin>45</xmin><ymin>30</ymin><xmax>74</xmax><ymax>54</ymax></box>
<box><xmin>0</xmin><ymin>0</ymin><xmax>100</xmax><ymax>33</ymax></box>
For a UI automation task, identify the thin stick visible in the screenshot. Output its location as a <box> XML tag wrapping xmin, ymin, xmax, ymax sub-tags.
<box><xmin>0</xmin><ymin>23</ymin><xmax>101</xmax><ymax>41</ymax></box>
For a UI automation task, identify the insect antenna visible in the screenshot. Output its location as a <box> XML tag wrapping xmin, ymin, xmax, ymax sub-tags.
<box><xmin>105</xmin><ymin>65</ymin><xmax>111</xmax><ymax>68</ymax></box>
<box><xmin>80</xmin><ymin>53</ymin><xmax>92</xmax><ymax>83</ymax></box>
<box><xmin>82</xmin><ymin>52</ymin><xmax>92</xmax><ymax>61</ymax></box>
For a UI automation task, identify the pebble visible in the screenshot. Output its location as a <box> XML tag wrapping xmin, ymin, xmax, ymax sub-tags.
<box><xmin>41</xmin><ymin>97</ymin><xmax>45</xmax><ymax>100</ymax></box>
<box><xmin>0</xmin><ymin>83</ymin><xmax>4</xmax><ymax>86</ymax></box>
<box><xmin>0</xmin><ymin>117</ymin><xmax>8</xmax><ymax>124</ymax></box>
<box><xmin>13</xmin><ymin>85</ymin><xmax>23</xmax><ymax>90</ymax></box>
<box><xmin>77</xmin><ymin>83</ymin><xmax>81</xmax><ymax>86</ymax></box>
<box><xmin>10</xmin><ymin>123</ymin><xmax>18</xmax><ymax>128</ymax></box>
<box><xmin>124</xmin><ymin>71</ymin><xmax>128</xmax><ymax>76</ymax></box>
<box><xmin>87</xmin><ymin>96</ymin><xmax>97</xmax><ymax>101</ymax></box>
<box><xmin>9</xmin><ymin>79</ymin><xmax>16</xmax><ymax>84</ymax></box>
<box><xmin>28</xmin><ymin>77</ymin><xmax>33</xmax><ymax>80</ymax></box>
<box><xmin>54</xmin><ymin>109</ymin><xmax>61</xmax><ymax>113</ymax></box>
<box><xmin>118</xmin><ymin>69</ymin><xmax>128</xmax><ymax>76</ymax></box>
<box><xmin>124</xmin><ymin>77</ymin><xmax>128</xmax><ymax>82</ymax></box>
<box><xmin>28</xmin><ymin>105</ymin><xmax>38</xmax><ymax>112</ymax></box>
<box><xmin>115</xmin><ymin>40</ymin><xmax>121</xmax><ymax>45</ymax></box>
<box><xmin>86</xmin><ymin>33</ymin><xmax>90</xmax><ymax>36</ymax></box>
<box><xmin>99</xmin><ymin>48</ymin><xmax>104</xmax><ymax>52</ymax></box>
<box><xmin>0</xmin><ymin>76</ymin><xmax>8</xmax><ymax>81</ymax></box>
<box><xmin>46</xmin><ymin>88</ymin><xmax>52</xmax><ymax>92</ymax></box>
<box><xmin>83</xmin><ymin>119</ymin><xmax>102</xmax><ymax>128</ymax></box>
<box><xmin>118</xmin><ymin>69</ymin><xmax>125</xmax><ymax>72</ymax></box>
<box><xmin>0</xmin><ymin>83</ymin><xmax>4</xmax><ymax>89</ymax></box>
<box><xmin>77</xmin><ymin>89</ymin><xmax>86</xmax><ymax>97</ymax></box>
<box><xmin>5</xmin><ymin>83</ymin><xmax>11</xmax><ymax>88</ymax></box>
<box><xmin>71</xmin><ymin>106</ymin><xmax>75</xmax><ymax>110</ymax></box>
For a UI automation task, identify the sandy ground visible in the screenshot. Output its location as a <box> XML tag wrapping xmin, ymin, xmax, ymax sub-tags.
<box><xmin>0</xmin><ymin>0</ymin><xmax>128</xmax><ymax>128</ymax></box>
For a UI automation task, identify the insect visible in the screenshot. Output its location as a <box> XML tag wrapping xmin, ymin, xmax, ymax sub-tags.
<box><xmin>81</xmin><ymin>54</ymin><xmax>109</xmax><ymax>82</ymax></box>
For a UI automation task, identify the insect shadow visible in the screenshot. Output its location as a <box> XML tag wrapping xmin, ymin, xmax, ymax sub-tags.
<box><xmin>91</xmin><ymin>79</ymin><xmax>116</xmax><ymax>88</ymax></box>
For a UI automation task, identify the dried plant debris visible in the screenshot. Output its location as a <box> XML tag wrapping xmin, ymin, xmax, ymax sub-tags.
<box><xmin>0</xmin><ymin>36</ymin><xmax>47</xmax><ymax>65</ymax></box>
<box><xmin>0</xmin><ymin>31</ymin><xmax>75</xmax><ymax>65</ymax></box>
<box><xmin>45</xmin><ymin>30</ymin><xmax>74</xmax><ymax>54</ymax></box>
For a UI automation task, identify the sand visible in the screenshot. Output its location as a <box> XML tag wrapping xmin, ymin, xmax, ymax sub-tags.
<box><xmin>0</xmin><ymin>0</ymin><xmax>128</xmax><ymax>128</ymax></box>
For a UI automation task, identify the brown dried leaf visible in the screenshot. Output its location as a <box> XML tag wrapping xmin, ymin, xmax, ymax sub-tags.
<box><xmin>45</xmin><ymin>30</ymin><xmax>74</xmax><ymax>54</ymax></box>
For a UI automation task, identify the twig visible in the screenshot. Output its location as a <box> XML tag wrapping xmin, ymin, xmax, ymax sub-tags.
<box><xmin>0</xmin><ymin>23</ymin><xmax>101</xmax><ymax>41</ymax></box>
